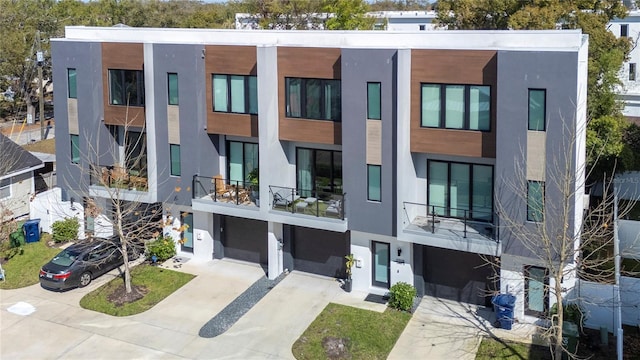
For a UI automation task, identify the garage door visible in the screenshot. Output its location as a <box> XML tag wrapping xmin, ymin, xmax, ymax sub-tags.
<box><xmin>223</xmin><ymin>216</ymin><xmax>267</xmax><ymax>265</ymax></box>
<box><xmin>421</xmin><ymin>246</ymin><xmax>494</xmax><ymax>306</ymax></box>
<box><xmin>292</xmin><ymin>226</ymin><xmax>349</xmax><ymax>278</ymax></box>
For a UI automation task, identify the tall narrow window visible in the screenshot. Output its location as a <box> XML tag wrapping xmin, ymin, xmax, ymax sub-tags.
<box><xmin>527</xmin><ymin>181</ymin><xmax>544</xmax><ymax>222</ymax></box>
<box><xmin>70</xmin><ymin>134</ymin><xmax>80</xmax><ymax>164</ymax></box>
<box><xmin>445</xmin><ymin>85</ymin><xmax>465</xmax><ymax>129</ymax></box>
<box><xmin>168</xmin><ymin>73</ymin><xmax>178</xmax><ymax>105</ymax></box>
<box><xmin>525</xmin><ymin>266</ymin><xmax>548</xmax><ymax>315</ymax></box>
<box><xmin>367</xmin><ymin>164</ymin><xmax>381</xmax><ymax>201</ymax></box>
<box><xmin>68</xmin><ymin>68</ymin><xmax>77</xmax><ymax>99</ymax></box>
<box><xmin>621</xmin><ymin>24</ymin><xmax>629</xmax><ymax>37</ymax></box>
<box><xmin>528</xmin><ymin>89</ymin><xmax>546</xmax><ymax>131</ymax></box>
<box><xmin>630</xmin><ymin>63</ymin><xmax>637</xmax><ymax>81</ymax></box>
<box><xmin>170</xmin><ymin>144</ymin><xmax>181</xmax><ymax>176</ymax></box>
<box><xmin>469</xmin><ymin>86</ymin><xmax>490</xmax><ymax>130</ymax></box>
<box><xmin>181</xmin><ymin>212</ymin><xmax>193</xmax><ymax>252</ymax></box>
<box><xmin>367</xmin><ymin>82</ymin><xmax>381</xmax><ymax>120</ymax></box>
<box><xmin>421</xmin><ymin>84</ymin><xmax>441</xmax><ymax>127</ymax></box>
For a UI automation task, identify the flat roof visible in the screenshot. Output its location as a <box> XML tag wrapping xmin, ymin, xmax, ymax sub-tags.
<box><xmin>54</xmin><ymin>26</ymin><xmax>586</xmax><ymax>52</ymax></box>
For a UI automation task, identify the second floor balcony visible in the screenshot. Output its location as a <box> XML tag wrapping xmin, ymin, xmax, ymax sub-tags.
<box><xmin>192</xmin><ymin>175</ymin><xmax>259</xmax><ymax>207</ymax></box>
<box><xmin>90</xmin><ymin>164</ymin><xmax>148</xmax><ymax>192</ymax></box>
<box><xmin>269</xmin><ymin>185</ymin><xmax>345</xmax><ymax>220</ymax></box>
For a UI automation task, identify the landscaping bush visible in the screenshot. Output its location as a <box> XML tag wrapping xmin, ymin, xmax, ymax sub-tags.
<box><xmin>388</xmin><ymin>281</ymin><xmax>416</xmax><ymax>312</ymax></box>
<box><xmin>147</xmin><ymin>235</ymin><xmax>176</xmax><ymax>262</ymax></box>
<box><xmin>551</xmin><ymin>302</ymin><xmax>585</xmax><ymax>330</ymax></box>
<box><xmin>51</xmin><ymin>218</ymin><xmax>79</xmax><ymax>243</ymax></box>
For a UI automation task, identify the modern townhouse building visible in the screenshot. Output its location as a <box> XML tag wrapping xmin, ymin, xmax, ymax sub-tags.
<box><xmin>52</xmin><ymin>27</ymin><xmax>587</xmax><ymax>323</ymax></box>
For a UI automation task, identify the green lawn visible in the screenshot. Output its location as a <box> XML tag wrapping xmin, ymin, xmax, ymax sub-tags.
<box><xmin>476</xmin><ymin>337</ymin><xmax>550</xmax><ymax>360</ymax></box>
<box><xmin>80</xmin><ymin>264</ymin><xmax>194</xmax><ymax>316</ymax></box>
<box><xmin>0</xmin><ymin>241</ymin><xmax>61</xmax><ymax>289</ymax></box>
<box><xmin>292</xmin><ymin>303</ymin><xmax>412</xmax><ymax>360</ymax></box>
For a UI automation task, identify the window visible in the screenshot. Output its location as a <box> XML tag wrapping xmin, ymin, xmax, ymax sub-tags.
<box><xmin>367</xmin><ymin>165</ymin><xmax>381</xmax><ymax>201</ymax></box>
<box><xmin>630</xmin><ymin>63</ymin><xmax>636</xmax><ymax>81</ymax></box>
<box><xmin>109</xmin><ymin>69</ymin><xmax>144</xmax><ymax>106</ymax></box>
<box><xmin>528</xmin><ymin>89</ymin><xmax>546</xmax><ymax>131</ymax></box>
<box><xmin>227</xmin><ymin>141</ymin><xmax>258</xmax><ymax>185</ymax></box>
<box><xmin>297</xmin><ymin>148</ymin><xmax>342</xmax><ymax>196</ymax></box>
<box><xmin>213</xmin><ymin>74</ymin><xmax>257</xmax><ymax>114</ymax></box>
<box><xmin>367</xmin><ymin>82</ymin><xmax>381</xmax><ymax>120</ymax></box>
<box><xmin>0</xmin><ymin>178</ymin><xmax>11</xmax><ymax>199</ymax></box>
<box><xmin>419</xmin><ymin>25</ymin><xmax>426</xmax><ymax>31</ymax></box>
<box><xmin>372</xmin><ymin>241</ymin><xmax>390</xmax><ymax>288</ymax></box>
<box><xmin>125</xmin><ymin>131</ymin><xmax>147</xmax><ymax>177</ymax></box>
<box><xmin>421</xmin><ymin>84</ymin><xmax>490</xmax><ymax>131</ymax></box>
<box><xmin>427</xmin><ymin>160</ymin><xmax>493</xmax><ymax>221</ymax></box>
<box><xmin>527</xmin><ymin>181</ymin><xmax>544</xmax><ymax>222</ymax></box>
<box><xmin>168</xmin><ymin>73</ymin><xmax>178</xmax><ymax>105</ymax></box>
<box><xmin>181</xmin><ymin>212</ymin><xmax>193</xmax><ymax>252</ymax></box>
<box><xmin>68</xmin><ymin>68</ymin><xmax>77</xmax><ymax>99</ymax></box>
<box><xmin>170</xmin><ymin>144</ymin><xmax>180</xmax><ymax>176</ymax></box>
<box><xmin>621</xmin><ymin>24</ymin><xmax>629</xmax><ymax>37</ymax></box>
<box><xmin>525</xmin><ymin>266</ymin><xmax>548</xmax><ymax>315</ymax></box>
<box><xmin>70</xmin><ymin>134</ymin><xmax>80</xmax><ymax>164</ymax></box>
<box><xmin>286</xmin><ymin>78</ymin><xmax>341</xmax><ymax>121</ymax></box>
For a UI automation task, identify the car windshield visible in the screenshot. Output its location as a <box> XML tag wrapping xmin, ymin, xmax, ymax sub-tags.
<box><xmin>50</xmin><ymin>249</ymin><xmax>81</xmax><ymax>267</ymax></box>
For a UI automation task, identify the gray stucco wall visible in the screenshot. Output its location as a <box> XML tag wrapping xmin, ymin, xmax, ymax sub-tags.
<box><xmin>496</xmin><ymin>50</ymin><xmax>580</xmax><ymax>258</ymax></box>
<box><xmin>341</xmin><ymin>48</ymin><xmax>397</xmax><ymax>236</ymax></box>
<box><xmin>152</xmin><ymin>44</ymin><xmax>216</xmax><ymax>207</ymax></box>
<box><xmin>52</xmin><ymin>40</ymin><xmax>107</xmax><ymax>201</ymax></box>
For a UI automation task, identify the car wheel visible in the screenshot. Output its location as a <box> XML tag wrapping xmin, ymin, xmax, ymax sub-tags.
<box><xmin>79</xmin><ymin>272</ymin><xmax>92</xmax><ymax>287</ymax></box>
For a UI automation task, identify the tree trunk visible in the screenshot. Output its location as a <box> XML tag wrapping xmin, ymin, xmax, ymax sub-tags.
<box><xmin>554</xmin><ymin>282</ymin><xmax>564</xmax><ymax>360</ymax></box>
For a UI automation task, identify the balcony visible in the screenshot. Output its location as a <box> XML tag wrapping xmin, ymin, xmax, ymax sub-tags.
<box><xmin>90</xmin><ymin>164</ymin><xmax>148</xmax><ymax>192</ymax></box>
<box><xmin>192</xmin><ymin>175</ymin><xmax>259</xmax><ymax>207</ymax></box>
<box><xmin>402</xmin><ymin>202</ymin><xmax>498</xmax><ymax>250</ymax></box>
<box><xmin>269</xmin><ymin>185</ymin><xmax>345</xmax><ymax>220</ymax></box>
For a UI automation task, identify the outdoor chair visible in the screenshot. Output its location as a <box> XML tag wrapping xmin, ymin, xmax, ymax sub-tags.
<box><xmin>272</xmin><ymin>188</ymin><xmax>300</xmax><ymax>207</ymax></box>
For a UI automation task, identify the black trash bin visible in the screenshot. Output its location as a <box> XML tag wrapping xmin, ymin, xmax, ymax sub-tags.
<box><xmin>23</xmin><ymin>219</ymin><xmax>41</xmax><ymax>243</ymax></box>
<box><xmin>492</xmin><ymin>294</ymin><xmax>516</xmax><ymax>330</ymax></box>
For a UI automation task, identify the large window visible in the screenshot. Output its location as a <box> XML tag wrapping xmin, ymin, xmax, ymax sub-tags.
<box><xmin>367</xmin><ymin>164</ymin><xmax>381</xmax><ymax>201</ymax></box>
<box><xmin>527</xmin><ymin>180</ymin><xmax>544</xmax><ymax>222</ymax></box>
<box><xmin>296</xmin><ymin>148</ymin><xmax>342</xmax><ymax>196</ymax></box>
<box><xmin>286</xmin><ymin>78</ymin><xmax>341</xmax><ymax>121</ymax></box>
<box><xmin>125</xmin><ymin>131</ymin><xmax>147</xmax><ymax>177</ymax></box>
<box><xmin>109</xmin><ymin>69</ymin><xmax>144</xmax><ymax>106</ymax></box>
<box><xmin>421</xmin><ymin>84</ymin><xmax>490</xmax><ymax>131</ymax></box>
<box><xmin>227</xmin><ymin>141</ymin><xmax>258</xmax><ymax>184</ymax></box>
<box><xmin>427</xmin><ymin>160</ymin><xmax>493</xmax><ymax>221</ymax></box>
<box><xmin>528</xmin><ymin>89</ymin><xmax>546</xmax><ymax>131</ymax></box>
<box><xmin>0</xmin><ymin>178</ymin><xmax>11</xmax><ymax>199</ymax></box>
<box><xmin>367</xmin><ymin>82</ymin><xmax>381</xmax><ymax>120</ymax></box>
<box><xmin>70</xmin><ymin>134</ymin><xmax>80</xmax><ymax>164</ymax></box>
<box><xmin>170</xmin><ymin>144</ymin><xmax>180</xmax><ymax>176</ymax></box>
<box><xmin>213</xmin><ymin>74</ymin><xmax>257</xmax><ymax>114</ymax></box>
<box><xmin>168</xmin><ymin>73</ymin><xmax>178</xmax><ymax>105</ymax></box>
<box><xmin>68</xmin><ymin>68</ymin><xmax>77</xmax><ymax>99</ymax></box>
<box><xmin>525</xmin><ymin>266</ymin><xmax>548</xmax><ymax>315</ymax></box>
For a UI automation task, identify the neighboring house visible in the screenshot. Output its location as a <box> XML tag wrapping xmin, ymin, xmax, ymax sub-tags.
<box><xmin>51</xmin><ymin>27</ymin><xmax>587</xmax><ymax>323</ymax></box>
<box><xmin>0</xmin><ymin>133</ymin><xmax>44</xmax><ymax>220</ymax></box>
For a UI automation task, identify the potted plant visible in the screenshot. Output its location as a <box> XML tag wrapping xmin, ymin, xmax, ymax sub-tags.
<box><xmin>344</xmin><ymin>254</ymin><xmax>355</xmax><ymax>292</ymax></box>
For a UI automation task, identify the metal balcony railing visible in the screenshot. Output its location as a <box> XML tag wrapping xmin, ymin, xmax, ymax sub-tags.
<box><xmin>269</xmin><ymin>185</ymin><xmax>345</xmax><ymax>220</ymax></box>
<box><xmin>192</xmin><ymin>175</ymin><xmax>259</xmax><ymax>207</ymax></box>
<box><xmin>90</xmin><ymin>164</ymin><xmax>148</xmax><ymax>192</ymax></box>
<box><xmin>403</xmin><ymin>202</ymin><xmax>497</xmax><ymax>241</ymax></box>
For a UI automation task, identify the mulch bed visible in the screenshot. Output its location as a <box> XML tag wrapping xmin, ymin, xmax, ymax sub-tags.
<box><xmin>107</xmin><ymin>284</ymin><xmax>148</xmax><ymax>307</ymax></box>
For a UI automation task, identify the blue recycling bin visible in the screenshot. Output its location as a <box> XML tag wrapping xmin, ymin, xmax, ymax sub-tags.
<box><xmin>492</xmin><ymin>294</ymin><xmax>516</xmax><ymax>330</ymax></box>
<box><xmin>23</xmin><ymin>219</ymin><xmax>41</xmax><ymax>243</ymax></box>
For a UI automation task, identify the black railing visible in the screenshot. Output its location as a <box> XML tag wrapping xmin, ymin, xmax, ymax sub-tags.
<box><xmin>403</xmin><ymin>202</ymin><xmax>496</xmax><ymax>240</ymax></box>
<box><xmin>193</xmin><ymin>175</ymin><xmax>259</xmax><ymax>207</ymax></box>
<box><xmin>90</xmin><ymin>164</ymin><xmax>148</xmax><ymax>191</ymax></box>
<box><xmin>269</xmin><ymin>185</ymin><xmax>345</xmax><ymax>220</ymax></box>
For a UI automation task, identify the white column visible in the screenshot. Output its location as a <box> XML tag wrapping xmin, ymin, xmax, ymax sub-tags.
<box><xmin>143</xmin><ymin>42</ymin><xmax>158</xmax><ymax>203</ymax></box>
<box><xmin>267</xmin><ymin>221</ymin><xmax>283</xmax><ymax>279</ymax></box>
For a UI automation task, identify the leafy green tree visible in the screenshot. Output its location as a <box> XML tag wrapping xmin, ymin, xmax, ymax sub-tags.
<box><xmin>324</xmin><ymin>0</ymin><xmax>375</xmax><ymax>30</ymax></box>
<box><xmin>237</xmin><ymin>0</ymin><xmax>327</xmax><ymax>30</ymax></box>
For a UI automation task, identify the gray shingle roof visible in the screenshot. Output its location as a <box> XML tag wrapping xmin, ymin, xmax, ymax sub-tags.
<box><xmin>0</xmin><ymin>133</ymin><xmax>43</xmax><ymax>177</ymax></box>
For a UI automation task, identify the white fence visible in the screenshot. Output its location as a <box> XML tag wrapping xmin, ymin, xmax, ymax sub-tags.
<box><xmin>29</xmin><ymin>188</ymin><xmax>85</xmax><ymax>237</ymax></box>
<box><xmin>577</xmin><ymin>277</ymin><xmax>640</xmax><ymax>331</ymax></box>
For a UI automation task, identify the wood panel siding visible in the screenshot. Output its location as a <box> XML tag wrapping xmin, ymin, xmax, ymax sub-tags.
<box><xmin>278</xmin><ymin>47</ymin><xmax>342</xmax><ymax>145</ymax></box>
<box><xmin>205</xmin><ymin>45</ymin><xmax>257</xmax><ymax>137</ymax></box>
<box><xmin>410</xmin><ymin>50</ymin><xmax>497</xmax><ymax>158</ymax></box>
<box><xmin>102</xmin><ymin>43</ymin><xmax>145</xmax><ymax>127</ymax></box>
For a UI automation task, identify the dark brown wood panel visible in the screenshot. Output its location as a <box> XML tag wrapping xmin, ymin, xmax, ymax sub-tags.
<box><xmin>205</xmin><ymin>46</ymin><xmax>257</xmax><ymax>137</ymax></box>
<box><xmin>102</xmin><ymin>43</ymin><xmax>145</xmax><ymax>127</ymax></box>
<box><xmin>278</xmin><ymin>47</ymin><xmax>342</xmax><ymax>145</ymax></box>
<box><xmin>411</xmin><ymin>50</ymin><xmax>497</xmax><ymax>158</ymax></box>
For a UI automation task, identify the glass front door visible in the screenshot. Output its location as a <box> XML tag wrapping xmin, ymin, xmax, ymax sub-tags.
<box><xmin>525</xmin><ymin>266</ymin><xmax>547</xmax><ymax>315</ymax></box>
<box><xmin>181</xmin><ymin>213</ymin><xmax>193</xmax><ymax>253</ymax></box>
<box><xmin>372</xmin><ymin>241</ymin><xmax>390</xmax><ymax>288</ymax></box>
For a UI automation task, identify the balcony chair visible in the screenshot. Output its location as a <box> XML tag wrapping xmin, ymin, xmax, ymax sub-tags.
<box><xmin>272</xmin><ymin>188</ymin><xmax>300</xmax><ymax>207</ymax></box>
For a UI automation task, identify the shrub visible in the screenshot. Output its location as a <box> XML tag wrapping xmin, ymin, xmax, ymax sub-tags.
<box><xmin>147</xmin><ymin>235</ymin><xmax>176</xmax><ymax>262</ymax></box>
<box><xmin>51</xmin><ymin>218</ymin><xmax>79</xmax><ymax>243</ymax></box>
<box><xmin>388</xmin><ymin>282</ymin><xmax>417</xmax><ymax>312</ymax></box>
<box><xmin>550</xmin><ymin>302</ymin><xmax>585</xmax><ymax>330</ymax></box>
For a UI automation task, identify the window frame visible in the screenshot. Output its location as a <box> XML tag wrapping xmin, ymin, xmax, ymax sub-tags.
<box><xmin>285</xmin><ymin>77</ymin><xmax>342</xmax><ymax>122</ymax></box>
<box><xmin>180</xmin><ymin>212</ymin><xmax>193</xmax><ymax>252</ymax></box>
<box><xmin>0</xmin><ymin>178</ymin><xmax>11</xmax><ymax>199</ymax></box>
<box><xmin>528</xmin><ymin>89</ymin><xmax>546</xmax><ymax>131</ymax></box>
<box><xmin>168</xmin><ymin>73</ymin><xmax>179</xmax><ymax>105</ymax></box>
<box><xmin>296</xmin><ymin>147</ymin><xmax>342</xmax><ymax>194</ymax></box>
<box><xmin>621</xmin><ymin>24</ymin><xmax>629</xmax><ymax>37</ymax></box>
<box><xmin>524</xmin><ymin>265</ymin><xmax>549</xmax><ymax>316</ymax></box>
<box><xmin>212</xmin><ymin>74</ymin><xmax>258</xmax><ymax>115</ymax></box>
<box><xmin>420</xmin><ymin>83</ymin><xmax>491</xmax><ymax>131</ymax></box>
<box><xmin>170</xmin><ymin>144</ymin><xmax>181</xmax><ymax>176</ymax></box>
<box><xmin>527</xmin><ymin>180</ymin><xmax>545</xmax><ymax>222</ymax></box>
<box><xmin>367</xmin><ymin>82</ymin><xmax>382</xmax><ymax>120</ymax></box>
<box><xmin>367</xmin><ymin>164</ymin><xmax>381</xmax><ymax>202</ymax></box>
<box><xmin>108</xmin><ymin>69</ymin><xmax>145</xmax><ymax>107</ymax></box>
<box><xmin>68</xmin><ymin>68</ymin><xmax>77</xmax><ymax>99</ymax></box>
<box><xmin>630</xmin><ymin>63</ymin><xmax>637</xmax><ymax>81</ymax></box>
<box><xmin>70</xmin><ymin>134</ymin><xmax>80</xmax><ymax>164</ymax></box>
<box><xmin>226</xmin><ymin>140</ymin><xmax>259</xmax><ymax>184</ymax></box>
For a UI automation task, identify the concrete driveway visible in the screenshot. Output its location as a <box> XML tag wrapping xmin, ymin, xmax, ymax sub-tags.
<box><xmin>0</xmin><ymin>258</ymin><xmax>385</xmax><ymax>360</ymax></box>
